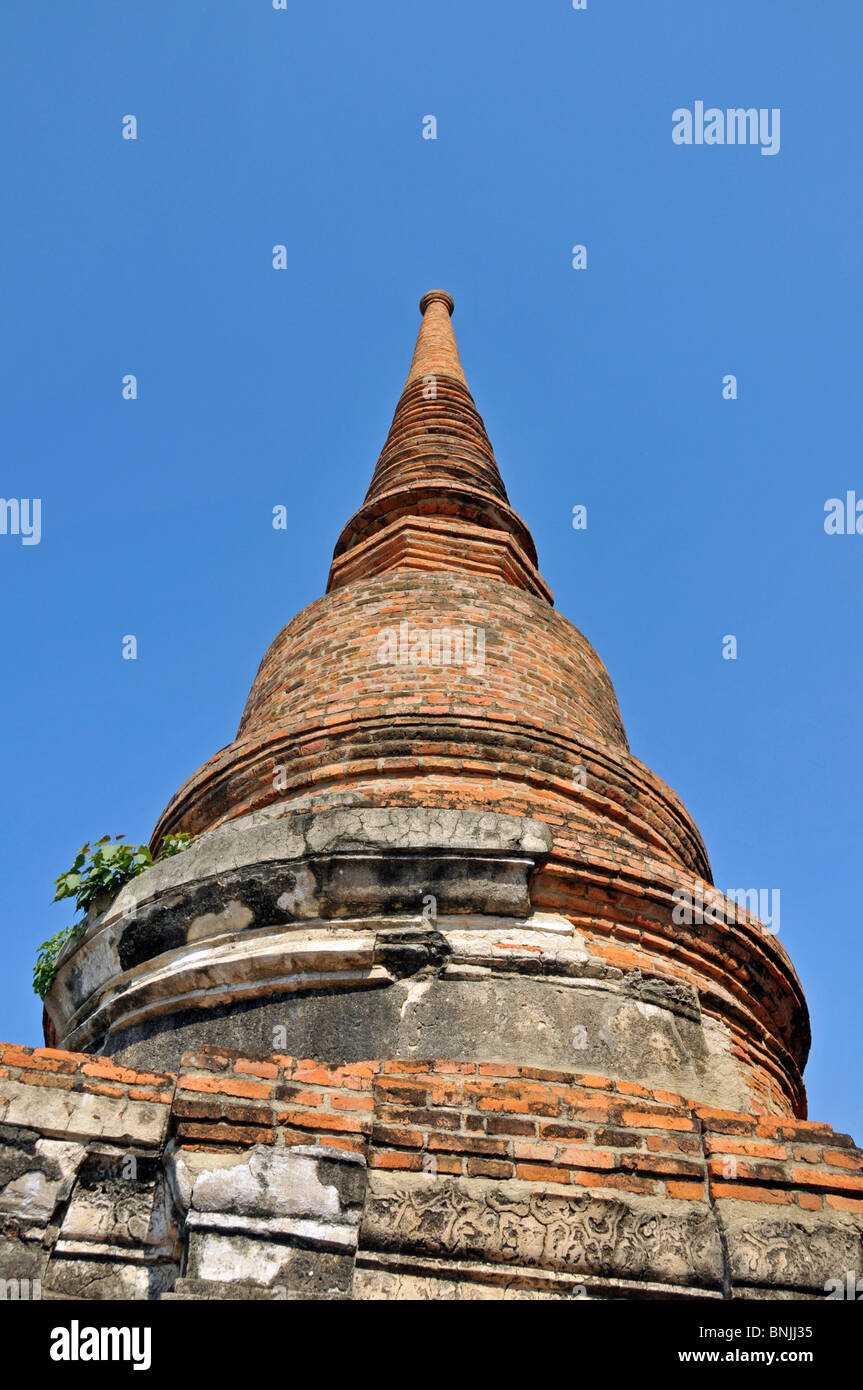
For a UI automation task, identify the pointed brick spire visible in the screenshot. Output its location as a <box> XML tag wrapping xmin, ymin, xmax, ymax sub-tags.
<box><xmin>404</xmin><ymin>290</ymin><xmax>467</xmax><ymax>388</ymax></box>
<box><xmin>328</xmin><ymin>292</ymin><xmax>552</xmax><ymax>601</ymax></box>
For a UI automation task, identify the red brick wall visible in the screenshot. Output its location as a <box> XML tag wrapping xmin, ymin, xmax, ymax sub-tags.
<box><xmin>3</xmin><ymin>1044</ymin><xmax>859</xmax><ymax>1213</ymax></box>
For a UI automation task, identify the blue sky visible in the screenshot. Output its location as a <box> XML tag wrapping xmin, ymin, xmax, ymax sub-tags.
<box><xmin>2</xmin><ymin>1</ymin><xmax>860</xmax><ymax>1137</ymax></box>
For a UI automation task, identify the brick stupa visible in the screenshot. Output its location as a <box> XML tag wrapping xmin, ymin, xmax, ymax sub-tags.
<box><xmin>3</xmin><ymin>293</ymin><xmax>861</xmax><ymax>1301</ymax></box>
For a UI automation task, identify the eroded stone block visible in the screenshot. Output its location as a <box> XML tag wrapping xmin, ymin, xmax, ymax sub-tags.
<box><xmin>360</xmin><ymin>1174</ymin><xmax>725</xmax><ymax>1291</ymax></box>
<box><xmin>721</xmin><ymin>1210</ymin><xmax>863</xmax><ymax>1295</ymax></box>
<box><xmin>59</xmin><ymin>1148</ymin><xmax>179</xmax><ymax>1257</ymax></box>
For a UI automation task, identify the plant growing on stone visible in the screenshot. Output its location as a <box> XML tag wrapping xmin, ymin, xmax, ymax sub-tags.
<box><xmin>52</xmin><ymin>833</ymin><xmax>195</xmax><ymax>916</ymax></box>
<box><xmin>32</xmin><ymin>922</ymin><xmax>87</xmax><ymax>1000</ymax></box>
<box><xmin>33</xmin><ymin>833</ymin><xmax>195</xmax><ymax>999</ymax></box>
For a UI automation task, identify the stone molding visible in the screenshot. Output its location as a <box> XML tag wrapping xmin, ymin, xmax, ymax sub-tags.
<box><xmin>46</xmin><ymin>809</ymin><xmax>552</xmax><ymax>1051</ymax></box>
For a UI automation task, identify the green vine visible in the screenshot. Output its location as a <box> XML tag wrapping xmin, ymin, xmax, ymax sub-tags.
<box><xmin>33</xmin><ymin>923</ymin><xmax>87</xmax><ymax>1001</ymax></box>
<box><xmin>34</xmin><ymin>833</ymin><xmax>195</xmax><ymax>999</ymax></box>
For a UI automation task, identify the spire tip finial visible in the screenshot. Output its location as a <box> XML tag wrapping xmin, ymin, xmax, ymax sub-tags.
<box><xmin>419</xmin><ymin>289</ymin><xmax>454</xmax><ymax>317</ymax></box>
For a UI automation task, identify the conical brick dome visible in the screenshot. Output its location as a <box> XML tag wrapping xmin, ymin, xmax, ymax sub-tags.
<box><xmin>46</xmin><ymin>293</ymin><xmax>808</xmax><ymax>1130</ymax></box>
<box><xmin>153</xmin><ymin>292</ymin><xmax>703</xmax><ymax>882</ymax></box>
<box><xmin>138</xmin><ymin>293</ymin><xmax>806</xmax><ymax>1118</ymax></box>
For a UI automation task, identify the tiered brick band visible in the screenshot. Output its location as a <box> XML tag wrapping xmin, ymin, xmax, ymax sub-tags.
<box><xmin>2</xmin><ymin>1044</ymin><xmax>860</xmax><ymax>1301</ymax></box>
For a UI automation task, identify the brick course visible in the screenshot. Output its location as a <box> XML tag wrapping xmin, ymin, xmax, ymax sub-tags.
<box><xmin>2</xmin><ymin>1043</ymin><xmax>856</xmax><ymax>1214</ymax></box>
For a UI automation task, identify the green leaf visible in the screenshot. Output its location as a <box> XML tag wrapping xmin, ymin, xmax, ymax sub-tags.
<box><xmin>41</xmin><ymin>832</ymin><xmax>195</xmax><ymax>984</ymax></box>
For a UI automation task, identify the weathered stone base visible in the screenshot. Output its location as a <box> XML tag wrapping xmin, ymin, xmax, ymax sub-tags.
<box><xmin>42</xmin><ymin>805</ymin><xmax>806</xmax><ymax>1119</ymax></box>
<box><xmin>96</xmin><ymin>966</ymin><xmax>746</xmax><ymax>1115</ymax></box>
<box><xmin>1</xmin><ymin>1043</ymin><xmax>861</xmax><ymax>1301</ymax></box>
